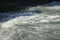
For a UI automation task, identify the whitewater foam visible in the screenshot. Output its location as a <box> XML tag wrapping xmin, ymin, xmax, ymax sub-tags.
<box><xmin>1</xmin><ymin>1</ymin><xmax>60</xmax><ymax>40</ymax></box>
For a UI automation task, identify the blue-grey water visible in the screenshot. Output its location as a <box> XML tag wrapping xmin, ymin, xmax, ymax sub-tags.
<box><xmin>0</xmin><ymin>1</ymin><xmax>60</xmax><ymax>40</ymax></box>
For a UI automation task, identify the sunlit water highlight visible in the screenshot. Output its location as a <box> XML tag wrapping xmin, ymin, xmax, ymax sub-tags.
<box><xmin>0</xmin><ymin>1</ymin><xmax>60</xmax><ymax>40</ymax></box>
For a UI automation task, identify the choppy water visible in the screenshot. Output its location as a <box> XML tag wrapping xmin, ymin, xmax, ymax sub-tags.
<box><xmin>0</xmin><ymin>1</ymin><xmax>60</xmax><ymax>40</ymax></box>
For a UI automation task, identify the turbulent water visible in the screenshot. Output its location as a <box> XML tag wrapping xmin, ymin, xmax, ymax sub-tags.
<box><xmin>0</xmin><ymin>1</ymin><xmax>60</xmax><ymax>40</ymax></box>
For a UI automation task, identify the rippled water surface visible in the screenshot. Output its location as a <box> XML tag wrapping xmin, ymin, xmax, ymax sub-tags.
<box><xmin>0</xmin><ymin>1</ymin><xmax>60</xmax><ymax>40</ymax></box>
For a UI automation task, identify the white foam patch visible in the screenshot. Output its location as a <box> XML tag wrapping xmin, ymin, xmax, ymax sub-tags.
<box><xmin>1</xmin><ymin>13</ymin><xmax>60</xmax><ymax>28</ymax></box>
<box><xmin>1</xmin><ymin>1</ymin><xmax>60</xmax><ymax>40</ymax></box>
<box><xmin>45</xmin><ymin>6</ymin><xmax>60</xmax><ymax>10</ymax></box>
